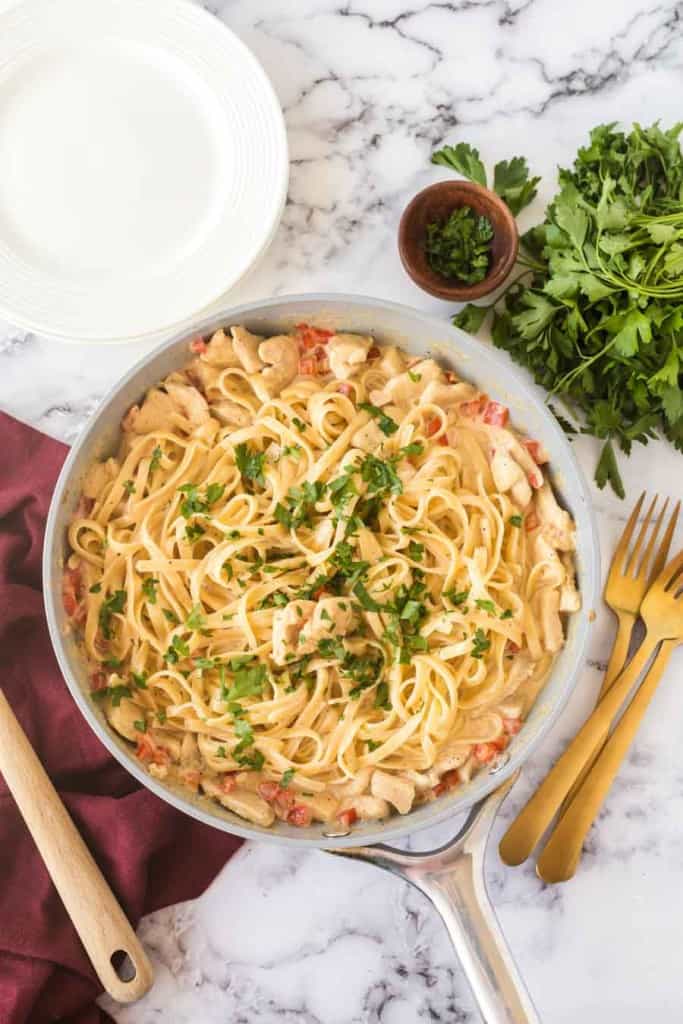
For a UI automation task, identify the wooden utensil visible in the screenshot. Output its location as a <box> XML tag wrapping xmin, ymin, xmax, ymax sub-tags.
<box><xmin>499</xmin><ymin>549</ymin><xmax>683</xmax><ymax>867</ymax></box>
<box><xmin>0</xmin><ymin>691</ymin><xmax>153</xmax><ymax>1004</ymax></box>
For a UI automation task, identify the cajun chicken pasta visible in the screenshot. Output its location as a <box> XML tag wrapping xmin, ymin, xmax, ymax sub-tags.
<box><xmin>63</xmin><ymin>324</ymin><xmax>580</xmax><ymax>831</ymax></box>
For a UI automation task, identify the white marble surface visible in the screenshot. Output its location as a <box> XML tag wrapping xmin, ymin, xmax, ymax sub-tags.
<box><xmin>3</xmin><ymin>1</ymin><xmax>683</xmax><ymax>1021</ymax></box>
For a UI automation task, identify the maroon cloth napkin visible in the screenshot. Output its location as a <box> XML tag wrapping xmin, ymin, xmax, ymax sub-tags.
<box><xmin>0</xmin><ymin>412</ymin><xmax>242</xmax><ymax>1024</ymax></box>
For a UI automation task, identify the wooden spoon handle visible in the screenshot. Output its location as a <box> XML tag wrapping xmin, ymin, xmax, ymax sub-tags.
<box><xmin>0</xmin><ymin>691</ymin><xmax>153</xmax><ymax>1004</ymax></box>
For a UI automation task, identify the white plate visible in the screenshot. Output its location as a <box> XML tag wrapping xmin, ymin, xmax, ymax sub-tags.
<box><xmin>0</xmin><ymin>0</ymin><xmax>288</xmax><ymax>342</ymax></box>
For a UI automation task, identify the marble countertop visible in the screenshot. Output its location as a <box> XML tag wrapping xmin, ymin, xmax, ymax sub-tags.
<box><xmin>3</xmin><ymin>1</ymin><xmax>683</xmax><ymax>1021</ymax></box>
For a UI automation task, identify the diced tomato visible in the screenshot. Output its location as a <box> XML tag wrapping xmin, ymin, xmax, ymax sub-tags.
<box><xmin>312</xmin><ymin>586</ymin><xmax>329</xmax><ymax>601</ymax></box>
<box><xmin>295</xmin><ymin>323</ymin><xmax>333</xmax><ymax>350</ymax></box>
<box><xmin>528</xmin><ymin>470</ymin><xmax>543</xmax><ymax>489</ymax></box>
<box><xmin>473</xmin><ymin>742</ymin><xmax>501</xmax><ymax>764</ymax></box>
<box><xmin>74</xmin><ymin>495</ymin><xmax>95</xmax><ymax>518</ymax></box>
<box><xmin>503</xmin><ymin>717</ymin><xmax>522</xmax><ymax>736</ymax></box>
<box><xmin>299</xmin><ymin>356</ymin><xmax>319</xmax><ymax>375</ymax></box>
<box><xmin>367</xmin><ymin>346</ymin><xmax>380</xmax><ymax>360</ymax></box>
<box><xmin>338</xmin><ymin>807</ymin><xmax>358</xmax><ymax>828</ymax></box>
<box><xmin>220</xmin><ymin>774</ymin><xmax>237</xmax><ymax>794</ymax></box>
<box><xmin>89</xmin><ymin>670</ymin><xmax>108</xmax><ymax>692</ymax></box>
<box><xmin>258</xmin><ymin>782</ymin><xmax>283</xmax><ymax>802</ymax></box>
<box><xmin>505</xmin><ymin>640</ymin><xmax>520</xmax><ymax>655</ymax></box>
<box><xmin>338</xmin><ymin>382</ymin><xmax>354</xmax><ymax>397</ymax></box>
<box><xmin>136</xmin><ymin>735</ymin><xmax>170</xmax><ymax>766</ymax></box>
<box><xmin>522</xmin><ymin>439</ymin><xmax>549</xmax><ymax>465</ymax></box>
<box><xmin>483</xmin><ymin>401</ymin><xmax>509</xmax><ymax>427</ymax></box>
<box><xmin>425</xmin><ymin>416</ymin><xmax>442</xmax><ymax>437</ymax></box>
<box><xmin>432</xmin><ymin>769</ymin><xmax>461</xmax><ymax>797</ymax></box>
<box><xmin>459</xmin><ymin>396</ymin><xmax>486</xmax><ymax>417</ymax></box>
<box><xmin>525</xmin><ymin>511</ymin><xmax>539</xmax><ymax>532</ymax></box>
<box><xmin>438</xmin><ymin>434</ymin><xmax>449</xmax><ymax>446</ymax></box>
<box><xmin>288</xmin><ymin>804</ymin><xmax>313</xmax><ymax>827</ymax></box>
<box><xmin>62</xmin><ymin>566</ymin><xmax>82</xmax><ymax>618</ymax></box>
<box><xmin>182</xmin><ymin>770</ymin><xmax>201</xmax><ymax>789</ymax></box>
<box><xmin>190</xmin><ymin>336</ymin><xmax>207</xmax><ymax>354</ymax></box>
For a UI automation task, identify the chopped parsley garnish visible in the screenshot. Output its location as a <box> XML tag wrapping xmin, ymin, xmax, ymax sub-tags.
<box><xmin>475</xmin><ymin>598</ymin><xmax>496</xmax><ymax>614</ymax></box>
<box><xmin>282</xmin><ymin>444</ymin><xmax>302</xmax><ymax>461</ymax></box>
<box><xmin>292</xmin><ymin>417</ymin><xmax>307</xmax><ymax>433</ymax></box>
<box><xmin>258</xmin><ymin>591</ymin><xmax>290</xmax><ymax>609</ymax></box>
<box><xmin>206</xmin><ymin>482</ymin><xmax>225</xmax><ymax>506</ymax></box>
<box><xmin>164</xmin><ymin>634</ymin><xmax>190</xmax><ymax>664</ymax></box>
<box><xmin>399</xmin><ymin>441</ymin><xmax>424</xmax><ymax>458</ymax></box>
<box><xmin>103</xmin><ymin>657</ymin><xmax>122</xmax><ymax>669</ymax></box>
<box><xmin>275</xmin><ymin>480</ymin><xmax>326</xmax><ymax>530</ymax></box>
<box><xmin>280</xmin><ymin>768</ymin><xmax>296</xmax><ymax>788</ymax></box>
<box><xmin>359</xmin><ymin>401</ymin><xmax>399</xmax><ymax>436</ymax></box>
<box><xmin>407</xmin><ymin>540</ymin><xmax>424</xmax><ymax>562</ymax></box>
<box><xmin>92</xmin><ymin>684</ymin><xmax>131</xmax><ymax>707</ymax></box>
<box><xmin>185</xmin><ymin>522</ymin><xmax>206</xmax><ymax>542</ymax></box>
<box><xmin>98</xmin><ymin>590</ymin><xmax>126</xmax><ymax>640</ymax></box>
<box><xmin>234</xmin><ymin>443</ymin><xmax>266</xmax><ymax>489</ymax></box>
<box><xmin>122</xmin><ymin>479</ymin><xmax>135</xmax><ymax>495</ymax></box>
<box><xmin>131</xmin><ymin>672</ymin><xmax>148</xmax><ymax>689</ymax></box>
<box><xmin>216</xmin><ymin>745</ymin><xmax>226</xmax><ymax>758</ymax></box>
<box><xmin>149</xmin><ymin>446</ymin><xmax>162</xmax><ymax>473</ymax></box>
<box><xmin>222</xmin><ymin>662</ymin><xmax>267</xmax><ymax>702</ymax></box>
<box><xmin>328</xmin><ymin>469</ymin><xmax>358</xmax><ymax>519</ymax></box>
<box><xmin>352</xmin><ymin>580</ymin><xmax>383</xmax><ymax>612</ymax></box>
<box><xmin>141</xmin><ymin>577</ymin><xmax>158</xmax><ymax>604</ymax></box>
<box><xmin>360</xmin><ymin>453</ymin><xmax>402</xmax><ymax>497</ymax></box>
<box><xmin>178</xmin><ymin>481</ymin><xmax>225</xmax><ymax>519</ymax></box>
<box><xmin>471</xmin><ymin>628</ymin><xmax>491</xmax><ymax>659</ymax></box>
<box><xmin>89</xmin><ymin>582</ymin><xmax>102</xmax><ymax>594</ymax></box>
<box><xmin>316</xmin><ymin>638</ymin><xmax>384</xmax><ymax>697</ymax></box>
<box><xmin>374</xmin><ymin>682</ymin><xmax>391</xmax><ymax>710</ymax></box>
<box><xmin>162</xmin><ymin>608</ymin><xmax>179</xmax><ymax>624</ymax></box>
<box><xmin>500</xmin><ymin>608</ymin><xmax>514</xmax><ymax>620</ymax></box>
<box><xmin>185</xmin><ymin>604</ymin><xmax>206</xmax><ymax>631</ymax></box>
<box><xmin>156</xmin><ymin>709</ymin><xmax>167</xmax><ymax>724</ymax></box>
<box><xmin>509</xmin><ymin>515</ymin><xmax>523</xmax><ymax>528</ymax></box>
<box><xmin>408</xmin><ymin>370</ymin><xmax>422</xmax><ymax>383</ymax></box>
<box><xmin>194</xmin><ymin>657</ymin><xmax>216</xmax><ymax>670</ymax></box>
<box><xmin>235</xmin><ymin>750</ymin><xmax>265</xmax><ymax>771</ymax></box>
<box><xmin>444</xmin><ymin>588</ymin><xmax>470</xmax><ymax>607</ymax></box>
<box><xmin>133</xmin><ymin>719</ymin><xmax>146</xmax><ymax>733</ymax></box>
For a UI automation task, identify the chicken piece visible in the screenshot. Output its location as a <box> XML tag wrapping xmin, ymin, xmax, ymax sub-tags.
<box><xmin>298</xmin><ymin>598</ymin><xmax>355</xmax><ymax>654</ymax></box>
<box><xmin>491</xmin><ymin>448</ymin><xmax>525</xmax><ymax>493</ymax></box>
<box><xmin>179</xmin><ymin>732</ymin><xmax>201</xmax><ymax>770</ymax></box>
<box><xmin>202</xmin><ymin>328</ymin><xmax>242</xmax><ymax>368</ymax></box>
<box><xmin>339</xmin><ymin>794</ymin><xmax>391</xmax><ymax>821</ymax></box>
<box><xmin>377</xmin><ymin>345</ymin><xmax>406</xmax><ymax>377</ymax></box>
<box><xmin>293</xmin><ymin>791</ymin><xmax>338</xmax><ymax>823</ymax></box>
<box><xmin>433</xmin><ymin>744</ymin><xmax>471</xmax><ymax>777</ymax></box>
<box><xmin>532</xmin><ymin>533</ymin><xmax>566</xmax><ymax>588</ymax></box>
<box><xmin>311</xmin><ymin>518</ymin><xmax>335</xmax><ymax>552</ymax></box>
<box><xmin>105</xmin><ymin>696</ymin><xmax>144</xmax><ymax>742</ymax></box>
<box><xmin>122</xmin><ymin>387</ymin><xmax>174</xmax><ymax>434</ymax></box>
<box><xmin>211</xmin><ymin>401</ymin><xmax>251</xmax><ymax>427</ymax></box>
<box><xmin>271</xmin><ymin>600</ymin><xmax>316</xmax><ymax>664</ymax></box>
<box><xmin>535</xmin><ymin>587</ymin><xmax>564</xmax><ymax>653</ymax></box>
<box><xmin>357</xmin><ymin>527</ymin><xmax>382</xmax><ymax>562</ymax></box>
<box><xmin>230</xmin><ymin>325</ymin><xmax>264</xmax><ymax>373</ymax></box>
<box><xmin>370</xmin><ymin>359</ymin><xmax>443</xmax><ymax>408</ymax></box>
<box><xmin>327</xmin><ymin>333</ymin><xmax>373</xmax><ymax>380</ymax></box>
<box><xmin>560</xmin><ymin>552</ymin><xmax>581</xmax><ymax>612</ymax></box>
<box><xmin>370</xmin><ymin>770</ymin><xmax>415</xmax><ymax>815</ymax></box>
<box><xmin>165</xmin><ymin>382</ymin><xmax>211</xmax><ymax>427</ymax></box>
<box><xmin>504</xmin><ymin>652</ymin><xmax>536</xmax><ymax>694</ymax></box>
<box><xmin>351</xmin><ymin>418</ymin><xmax>385</xmax><ymax>452</ymax></box>
<box><xmin>510</xmin><ymin>476</ymin><xmax>533</xmax><ymax>509</ymax></box>
<box><xmin>201</xmin><ymin>777</ymin><xmax>275</xmax><ymax>827</ymax></box>
<box><xmin>421</xmin><ymin>380</ymin><xmax>477</xmax><ymax>408</ymax></box>
<box><xmin>259</xmin><ymin>335</ymin><xmax>299</xmax><ymax>393</ymax></box>
<box><xmin>187</xmin><ymin>358</ymin><xmax>223</xmax><ymax>396</ymax></box>
<box><xmin>82</xmin><ymin>457</ymin><xmax>120</xmax><ymax>500</ymax></box>
<box><xmin>535</xmin><ymin>483</ymin><xmax>576</xmax><ymax>551</ymax></box>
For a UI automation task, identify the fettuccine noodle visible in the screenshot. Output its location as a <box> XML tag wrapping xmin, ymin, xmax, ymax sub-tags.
<box><xmin>62</xmin><ymin>324</ymin><xmax>580</xmax><ymax>830</ymax></box>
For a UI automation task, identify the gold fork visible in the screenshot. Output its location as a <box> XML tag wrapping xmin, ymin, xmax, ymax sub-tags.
<box><xmin>499</xmin><ymin>549</ymin><xmax>683</xmax><ymax>867</ymax></box>
<box><xmin>536</xmin><ymin>554</ymin><xmax>683</xmax><ymax>881</ymax></box>
<box><xmin>551</xmin><ymin>493</ymin><xmax>679</xmax><ymax>811</ymax></box>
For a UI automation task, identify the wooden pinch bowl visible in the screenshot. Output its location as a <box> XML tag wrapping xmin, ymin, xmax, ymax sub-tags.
<box><xmin>398</xmin><ymin>180</ymin><xmax>519</xmax><ymax>301</ymax></box>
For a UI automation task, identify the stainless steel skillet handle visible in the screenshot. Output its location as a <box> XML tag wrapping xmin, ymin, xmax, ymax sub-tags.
<box><xmin>330</xmin><ymin>773</ymin><xmax>539</xmax><ymax>1024</ymax></box>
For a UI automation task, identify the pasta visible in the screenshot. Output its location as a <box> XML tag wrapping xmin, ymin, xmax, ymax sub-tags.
<box><xmin>62</xmin><ymin>323</ymin><xmax>580</xmax><ymax>831</ymax></box>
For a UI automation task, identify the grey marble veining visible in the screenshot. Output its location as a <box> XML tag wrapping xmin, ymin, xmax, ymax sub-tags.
<box><xmin>2</xmin><ymin>1</ymin><xmax>683</xmax><ymax>1021</ymax></box>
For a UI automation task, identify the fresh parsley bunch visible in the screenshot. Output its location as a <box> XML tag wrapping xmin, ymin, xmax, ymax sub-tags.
<box><xmin>442</xmin><ymin>124</ymin><xmax>683</xmax><ymax>497</ymax></box>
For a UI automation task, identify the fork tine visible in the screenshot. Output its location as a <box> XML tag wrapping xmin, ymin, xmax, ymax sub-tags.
<box><xmin>610</xmin><ymin>491</ymin><xmax>645</xmax><ymax>576</ymax></box>
<box><xmin>649</xmin><ymin>499</ymin><xmax>681</xmax><ymax>585</ymax></box>
<box><xmin>634</xmin><ymin>497</ymin><xmax>667</xmax><ymax>581</ymax></box>
<box><xmin>624</xmin><ymin>493</ymin><xmax>657</xmax><ymax>578</ymax></box>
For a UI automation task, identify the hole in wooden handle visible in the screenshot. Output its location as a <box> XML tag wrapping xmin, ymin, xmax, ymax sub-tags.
<box><xmin>111</xmin><ymin>949</ymin><xmax>137</xmax><ymax>983</ymax></box>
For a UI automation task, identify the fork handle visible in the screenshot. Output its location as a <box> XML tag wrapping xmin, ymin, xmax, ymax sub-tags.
<box><xmin>559</xmin><ymin>610</ymin><xmax>635</xmax><ymax>811</ymax></box>
<box><xmin>498</xmin><ymin>637</ymin><xmax>657</xmax><ymax>866</ymax></box>
<box><xmin>537</xmin><ymin>639</ymin><xmax>676</xmax><ymax>882</ymax></box>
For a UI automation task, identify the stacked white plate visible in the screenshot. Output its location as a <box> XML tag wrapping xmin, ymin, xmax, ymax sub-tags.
<box><xmin>0</xmin><ymin>0</ymin><xmax>288</xmax><ymax>342</ymax></box>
